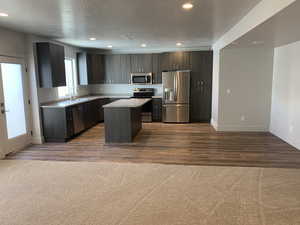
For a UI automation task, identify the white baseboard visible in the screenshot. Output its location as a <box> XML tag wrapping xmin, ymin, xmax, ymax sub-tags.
<box><xmin>216</xmin><ymin>124</ymin><xmax>269</xmax><ymax>132</ymax></box>
<box><xmin>32</xmin><ymin>135</ymin><xmax>44</xmax><ymax>144</ymax></box>
<box><xmin>210</xmin><ymin>118</ymin><xmax>218</xmax><ymax>131</ymax></box>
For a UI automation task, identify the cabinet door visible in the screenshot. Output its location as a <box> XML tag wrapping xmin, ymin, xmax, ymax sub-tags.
<box><xmin>90</xmin><ymin>54</ymin><xmax>105</xmax><ymax>84</ymax></box>
<box><xmin>97</xmin><ymin>98</ymin><xmax>109</xmax><ymax>122</ymax></box>
<box><xmin>169</xmin><ymin>52</ymin><xmax>191</xmax><ymax>71</ymax></box>
<box><xmin>120</xmin><ymin>55</ymin><xmax>131</xmax><ymax>84</ymax></box>
<box><xmin>42</xmin><ymin>108</ymin><xmax>69</xmax><ymax>142</ymax></box>
<box><xmin>65</xmin><ymin>107</ymin><xmax>74</xmax><ymax>138</ymax></box>
<box><xmin>159</xmin><ymin>52</ymin><xmax>171</xmax><ymax>76</ymax></box>
<box><xmin>51</xmin><ymin>44</ymin><xmax>66</xmax><ymax>87</ymax></box>
<box><xmin>37</xmin><ymin>42</ymin><xmax>66</xmax><ymax>88</ymax></box>
<box><xmin>130</xmin><ymin>54</ymin><xmax>152</xmax><ymax>73</ymax></box>
<box><xmin>190</xmin><ymin>51</ymin><xmax>213</xmax><ymax>122</ymax></box>
<box><xmin>105</xmin><ymin>55</ymin><xmax>121</xmax><ymax>83</ymax></box>
<box><xmin>152</xmin><ymin>98</ymin><xmax>162</xmax><ymax>122</ymax></box>
<box><xmin>72</xmin><ymin>105</ymin><xmax>85</xmax><ymax>134</ymax></box>
<box><xmin>152</xmin><ymin>54</ymin><xmax>161</xmax><ymax>84</ymax></box>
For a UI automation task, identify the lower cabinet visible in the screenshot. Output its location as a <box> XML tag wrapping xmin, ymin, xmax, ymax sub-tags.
<box><xmin>71</xmin><ymin>104</ymin><xmax>85</xmax><ymax>134</ymax></box>
<box><xmin>42</xmin><ymin>98</ymin><xmax>109</xmax><ymax>142</ymax></box>
<box><xmin>152</xmin><ymin>98</ymin><xmax>162</xmax><ymax>122</ymax></box>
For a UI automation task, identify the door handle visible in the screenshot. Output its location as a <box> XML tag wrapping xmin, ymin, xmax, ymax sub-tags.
<box><xmin>174</xmin><ymin>76</ymin><xmax>177</xmax><ymax>101</ymax></box>
<box><xmin>1</xmin><ymin>109</ymin><xmax>9</xmax><ymax>114</ymax></box>
<box><xmin>200</xmin><ymin>81</ymin><xmax>204</xmax><ymax>93</ymax></box>
<box><xmin>0</xmin><ymin>103</ymin><xmax>8</xmax><ymax>114</ymax></box>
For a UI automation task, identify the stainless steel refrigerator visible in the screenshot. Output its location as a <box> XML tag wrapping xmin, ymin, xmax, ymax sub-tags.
<box><xmin>162</xmin><ymin>70</ymin><xmax>190</xmax><ymax>123</ymax></box>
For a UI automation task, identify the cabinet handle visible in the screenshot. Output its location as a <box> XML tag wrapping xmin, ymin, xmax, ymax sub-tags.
<box><xmin>200</xmin><ymin>81</ymin><xmax>204</xmax><ymax>93</ymax></box>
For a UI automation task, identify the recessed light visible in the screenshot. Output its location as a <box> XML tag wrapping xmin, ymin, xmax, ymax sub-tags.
<box><xmin>252</xmin><ymin>41</ymin><xmax>264</xmax><ymax>45</ymax></box>
<box><xmin>0</xmin><ymin>13</ymin><xmax>8</xmax><ymax>17</ymax></box>
<box><xmin>141</xmin><ymin>44</ymin><xmax>147</xmax><ymax>48</ymax></box>
<box><xmin>107</xmin><ymin>45</ymin><xmax>113</xmax><ymax>48</ymax></box>
<box><xmin>89</xmin><ymin>37</ymin><xmax>96</xmax><ymax>41</ymax></box>
<box><xmin>176</xmin><ymin>42</ymin><xmax>183</xmax><ymax>46</ymax></box>
<box><xmin>182</xmin><ymin>3</ymin><xmax>194</xmax><ymax>10</ymax></box>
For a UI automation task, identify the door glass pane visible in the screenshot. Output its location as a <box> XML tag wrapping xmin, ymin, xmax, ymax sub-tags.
<box><xmin>1</xmin><ymin>63</ymin><xmax>27</xmax><ymax>139</ymax></box>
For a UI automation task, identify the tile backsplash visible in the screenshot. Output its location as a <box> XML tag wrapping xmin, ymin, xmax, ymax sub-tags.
<box><xmin>89</xmin><ymin>84</ymin><xmax>163</xmax><ymax>96</ymax></box>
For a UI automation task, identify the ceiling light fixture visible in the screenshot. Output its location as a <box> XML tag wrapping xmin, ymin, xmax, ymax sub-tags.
<box><xmin>107</xmin><ymin>45</ymin><xmax>113</xmax><ymax>48</ymax></box>
<box><xmin>0</xmin><ymin>12</ymin><xmax>8</xmax><ymax>17</ymax></box>
<box><xmin>176</xmin><ymin>42</ymin><xmax>183</xmax><ymax>46</ymax></box>
<box><xmin>182</xmin><ymin>3</ymin><xmax>194</xmax><ymax>10</ymax></box>
<box><xmin>252</xmin><ymin>41</ymin><xmax>264</xmax><ymax>45</ymax></box>
<box><xmin>141</xmin><ymin>44</ymin><xmax>147</xmax><ymax>48</ymax></box>
<box><xmin>89</xmin><ymin>37</ymin><xmax>96</xmax><ymax>41</ymax></box>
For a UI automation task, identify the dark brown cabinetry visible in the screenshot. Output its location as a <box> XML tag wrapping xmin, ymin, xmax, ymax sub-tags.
<box><xmin>77</xmin><ymin>53</ymin><xmax>105</xmax><ymax>85</ymax></box>
<box><xmin>42</xmin><ymin>98</ymin><xmax>109</xmax><ymax>142</ymax></box>
<box><xmin>159</xmin><ymin>52</ymin><xmax>191</xmax><ymax>72</ymax></box>
<box><xmin>130</xmin><ymin>54</ymin><xmax>153</xmax><ymax>73</ymax></box>
<box><xmin>120</xmin><ymin>55</ymin><xmax>131</xmax><ymax>84</ymax></box>
<box><xmin>41</xmin><ymin>107</ymin><xmax>74</xmax><ymax>142</ymax></box>
<box><xmin>152</xmin><ymin>98</ymin><xmax>162</xmax><ymax>122</ymax></box>
<box><xmin>190</xmin><ymin>51</ymin><xmax>213</xmax><ymax>122</ymax></box>
<box><xmin>36</xmin><ymin>42</ymin><xmax>66</xmax><ymax>88</ymax></box>
<box><xmin>104</xmin><ymin>55</ymin><xmax>121</xmax><ymax>84</ymax></box>
<box><xmin>152</xmin><ymin>54</ymin><xmax>161</xmax><ymax>84</ymax></box>
<box><xmin>71</xmin><ymin>104</ymin><xmax>85</xmax><ymax>134</ymax></box>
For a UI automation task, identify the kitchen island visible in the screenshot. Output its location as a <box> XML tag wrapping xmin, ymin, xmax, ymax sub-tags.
<box><xmin>103</xmin><ymin>98</ymin><xmax>152</xmax><ymax>143</ymax></box>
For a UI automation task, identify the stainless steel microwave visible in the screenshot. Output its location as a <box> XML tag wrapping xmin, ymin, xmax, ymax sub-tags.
<box><xmin>131</xmin><ymin>73</ymin><xmax>152</xmax><ymax>85</ymax></box>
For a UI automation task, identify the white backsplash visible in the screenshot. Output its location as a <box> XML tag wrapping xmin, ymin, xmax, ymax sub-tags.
<box><xmin>38</xmin><ymin>86</ymin><xmax>90</xmax><ymax>103</ymax></box>
<box><xmin>89</xmin><ymin>84</ymin><xmax>163</xmax><ymax>96</ymax></box>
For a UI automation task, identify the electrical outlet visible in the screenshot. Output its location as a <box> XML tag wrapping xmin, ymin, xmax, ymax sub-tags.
<box><xmin>226</xmin><ymin>89</ymin><xmax>231</xmax><ymax>94</ymax></box>
<box><xmin>241</xmin><ymin>115</ymin><xmax>246</xmax><ymax>121</ymax></box>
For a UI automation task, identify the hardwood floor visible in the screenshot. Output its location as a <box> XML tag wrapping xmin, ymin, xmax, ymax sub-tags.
<box><xmin>6</xmin><ymin>123</ymin><xmax>300</xmax><ymax>168</ymax></box>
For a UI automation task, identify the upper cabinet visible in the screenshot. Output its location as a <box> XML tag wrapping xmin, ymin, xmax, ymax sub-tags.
<box><xmin>152</xmin><ymin>54</ymin><xmax>161</xmax><ymax>84</ymax></box>
<box><xmin>104</xmin><ymin>54</ymin><xmax>131</xmax><ymax>84</ymax></box>
<box><xmin>159</xmin><ymin>52</ymin><xmax>191</xmax><ymax>72</ymax></box>
<box><xmin>104</xmin><ymin>54</ymin><xmax>121</xmax><ymax>84</ymax></box>
<box><xmin>130</xmin><ymin>54</ymin><xmax>153</xmax><ymax>73</ymax></box>
<box><xmin>120</xmin><ymin>54</ymin><xmax>131</xmax><ymax>84</ymax></box>
<box><xmin>36</xmin><ymin>42</ymin><xmax>66</xmax><ymax>88</ymax></box>
<box><xmin>77</xmin><ymin>53</ymin><xmax>105</xmax><ymax>85</ymax></box>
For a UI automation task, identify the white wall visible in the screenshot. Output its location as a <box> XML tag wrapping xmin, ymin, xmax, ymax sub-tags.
<box><xmin>270</xmin><ymin>41</ymin><xmax>300</xmax><ymax>150</ymax></box>
<box><xmin>213</xmin><ymin>46</ymin><xmax>274</xmax><ymax>131</ymax></box>
<box><xmin>213</xmin><ymin>0</ymin><xmax>296</xmax><ymax>50</ymax></box>
<box><xmin>0</xmin><ymin>27</ymin><xmax>26</xmax><ymax>58</ymax></box>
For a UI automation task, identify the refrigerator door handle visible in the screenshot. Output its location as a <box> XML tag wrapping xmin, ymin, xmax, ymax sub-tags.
<box><xmin>174</xmin><ymin>73</ymin><xmax>177</xmax><ymax>101</ymax></box>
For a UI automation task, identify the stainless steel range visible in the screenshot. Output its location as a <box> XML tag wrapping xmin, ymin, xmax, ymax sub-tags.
<box><xmin>132</xmin><ymin>88</ymin><xmax>154</xmax><ymax>122</ymax></box>
<box><xmin>132</xmin><ymin>88</ymin><xmax>154</xmax><ymax>98</ymax></box>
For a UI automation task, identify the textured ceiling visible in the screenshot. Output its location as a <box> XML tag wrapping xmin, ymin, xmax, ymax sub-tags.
<box><xmin>0</xmin><ymin>0</ymin><xmax>261</xmax><ymax>51</ymax></box>
<box><xmin>226</xmin><ymin>0</ymin><xmax>300</xmax><ymax>49</ymax></box>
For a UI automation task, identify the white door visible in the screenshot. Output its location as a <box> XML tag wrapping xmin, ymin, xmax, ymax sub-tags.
<box><xmin>0</xmin><ymin>57</ymin><xmax>31</xmax><ymax>158</ymax></box>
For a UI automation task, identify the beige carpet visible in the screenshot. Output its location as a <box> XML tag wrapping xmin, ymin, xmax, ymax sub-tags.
<box><xmin>0</xmin><ymin>160</ymin><xmax>300</xmax><ymax>225</ymax></box>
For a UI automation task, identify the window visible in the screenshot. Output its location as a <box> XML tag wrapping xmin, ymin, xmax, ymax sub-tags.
<box><xmin>58</xmin><ymin>58</ymin><xmax>76</xmax><ymax>98</ymax></box>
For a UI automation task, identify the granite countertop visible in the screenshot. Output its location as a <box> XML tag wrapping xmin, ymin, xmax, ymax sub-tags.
<box><xmin>40</xmin><ymin>95</ymin><xmax>162</xmax><ymax>108</ymax></box>
<box><xmin>103</xmin><ymin>98</ymin><xmax>152</xmax><ymax>108</ymax></box>
<box><xmin>40</xmin><ymin>95</ymin><xmax>130</xmax><ymax>108</ymax></box>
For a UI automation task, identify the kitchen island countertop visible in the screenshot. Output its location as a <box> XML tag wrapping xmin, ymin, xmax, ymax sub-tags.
<box><xmin>103</xmin><ymin>98</ymin><xmax>152</xmax><ymax>108</ymax></box>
